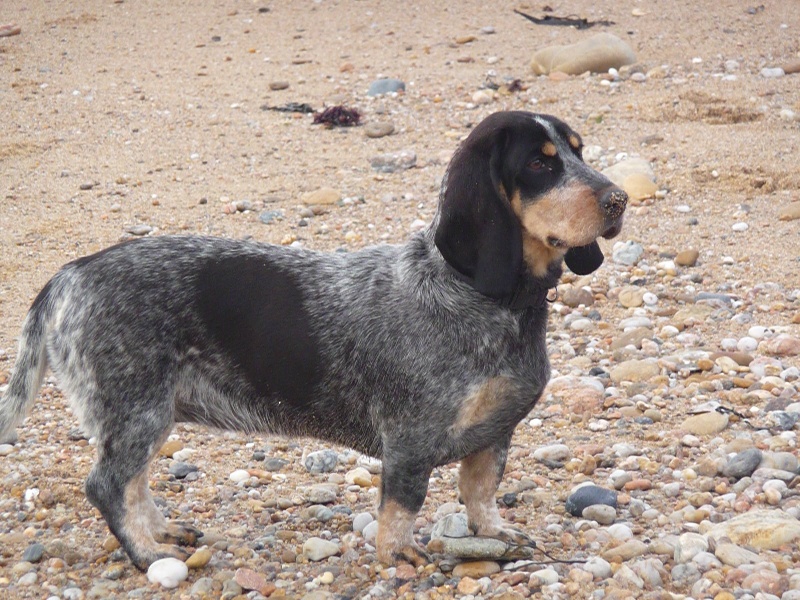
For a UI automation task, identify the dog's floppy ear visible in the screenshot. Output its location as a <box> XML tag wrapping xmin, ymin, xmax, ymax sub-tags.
<box><xmin>564</xmin><ymin>241</ymin><xmax>604</xmax><ymax>275</ymax></box>
<box><xmin>434</xmin><ymin>129</ymin><xmax>522</xmax><ymax>298</ymax></box>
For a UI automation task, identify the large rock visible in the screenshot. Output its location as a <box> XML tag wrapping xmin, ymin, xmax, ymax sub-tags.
<box><xmin>707</xmin><ymin>510</ymin><xmax>800</xmax><ymax>550</ymax></box>
<box><xmin>531</xmin><ymin>33</ymin><xmax>636</xmax><ymax>75</ymax></box>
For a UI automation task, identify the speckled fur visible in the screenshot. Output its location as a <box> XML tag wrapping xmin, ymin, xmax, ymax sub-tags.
<box><xmin>0</xmin><ymin>111</ymin><xmax>626</xmax><ymax>569</ymax></box>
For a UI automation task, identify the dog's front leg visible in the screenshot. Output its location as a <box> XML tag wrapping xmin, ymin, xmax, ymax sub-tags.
<box><xmin>375</xmin><ymin>448</ymin><xmax>432</xmax><ymax>567</ymax></box>
<box><xmin>459</xmin><ymin>438</ymin><xmax>533</xmax><ymax>546</ymax></box>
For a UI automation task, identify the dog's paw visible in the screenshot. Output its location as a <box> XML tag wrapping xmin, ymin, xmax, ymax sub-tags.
<box><xmin>476</xmin><ymin>523</ymin><xmax>534</xmax><ymax>547</ymax></box>
<box><xmin>378</xmin><ymin>541</ymin><xmax>431</xmax><ymax>567</ymax></box>
<box><xmin>156</xmin><ymin>522</ymin><xmax>203</xmax><ymax>546</ymax></box>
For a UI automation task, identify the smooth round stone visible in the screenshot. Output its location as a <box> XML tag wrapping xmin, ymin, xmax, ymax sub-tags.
<box><xmin>722</xmin><ymin>448</ymin><xmax>762</xmax><ymax>479</ymax></box>
<box><xmin>531</xmin><ymin>32</ymin><xmax>636</xmax><ymax>75</ymax></box>
<box><xmin>147</xmin><ymin>558</ymin><xmax>189</xmax><ymax>588</ymax></box>
<box><xmin>22</xmin><ymin>543</ymin><xmax>46</xmax><ymax>563</ymax></box>
<box><xmin>760</xmin><ymin>67</ymin><xmax>785</xmax><ymax>78</ymax></box>
<box><xmin>582</xmin><ymin>504</ymin><xmax>616</xmax><ymax>525</ymax></box>
<box><xmin>345</xmin><ymin>467</ymin><xmax>373</xmax><ymax>487</ymax></box>
<box><xmin>352</xmin><ymin>512</ymin><xmax>374</xmax><ymax>533</ymax></box>
<box><xmin>432</xmin><ymin>513</ymin><xmax>470</xmax><ymax>539</ymax></box>
<box><xmin>304</xmin><ymin>484</ymin><xmax>337</xmax><ymax>504</ymax></box>
<box><xmin>228</xmin><ymin>469</ymin><xmax>250</xmax><ymax>484</ymax></box>
<box><xmin>737</xmin><ymin>337</ymin><xmax>758</xmax><ymax>352</ymax></box>
<box><xmin>0</xmin><ymin>443</ymin><xmax>14</xmax><ymax>456</ymax></box>
<box><xmin>681</xmin><ymin>412</ymin><xmax>729</xmax><ymax>436</ymax></box>
<box><xmin>533</xmin><ymin>444</ymin><xmax>572</xmax><ymax>466</ymax></box>
<box><xmin>472</xmin><ymin>90</ymin><xmax>493</xmax><ymax>105</ymax></box>
<box><xmin>583</xmin><ymin>556</ymin><xmax>613</xmax><ymax>579</ymax></box>
<box><xmin>185</xmin><ymin>548</ymin><xmax>213</xmax><ymax>569</ymax></box>
<box><xmin>731</xmin><ymin>222</ymin><xmax>749</xmax><ymax>232</ymax></box>
<box><xmin>608</xmin><ymin>523</ymin><xmax>633</xmax><ymax>540</ymax></box>
<box><xmin>304</xmin><ymin>449</ymin><xmax>339</xmax><ymax>473</ymax></box>
<box><xmin>302</xmin><ymin>188</ymin><xmax>340</xmax><ymax>207</ymax></box>
<box><xmin>367</xmin><ymin>78</ymin><xmax>405</xmax><ymax>96</ymax></box>
<box><xmin>159</xmin><ymin>440</ymin><xmax>183</xmax><ymax>457</ymax></box>
<box><xmin>566</xmin><ymin>485</ymin><xmax>618</xmax><ymax>517</ymax></box>
<box><xmin>708</xmin><ymin>509</ymin><xmax>800</xmax><ymax>549</ymax></box>
<box><xmin>362</xmin><ymin>520</ymin><xmax>379</xmax><ymax>542</ymax></box>
<box><xmin>364</xmin><ymin>122</ymin><xmax>394</xmax><ymax>138</ymax></box>
<box><xmin>452</xmin><ymin>560</ymin><xmax>501</xmax><ymax>578</ymax></box>
<box><xmin>269</xmin><ymin>81</ymin><xmax>290</xmax><ymax>91</ymax></box>
<box><xmin>302</xmin><ymin>537</ymin><xmax>341</xmax><ymax>561</ymax></box>
<box><xmin>612</xmin><ymin>240</ymin><xmax>644</xmax><ymax>265</ymax></box>
<box><xmin>714</xmin><ymin>542</ymin><xmax>760</xmax><ymax>567</ymax></box>
<box><xmin>675</xmin><ymin>249</ymin><xmax>700</xmax><ymax>266</ymax></box>
<box><xmin>618</xmin><ymin>286</ymin><xmax>645</xmax><ymax>308</ymax></box>
<box><xmin>623</xmin><ymin>173</ymin><xmax>657</xmax><ymax>201</ymax></box>
<box><xmin>169</xmin><ymin>462</ymin><xmax>199</xmax><ymax>479</ymax></box>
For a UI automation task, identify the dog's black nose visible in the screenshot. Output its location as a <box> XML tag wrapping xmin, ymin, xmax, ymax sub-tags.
<box><xmin>600</xmin><ymin>187</ymin><xmax>628</xmax><ymax>219</ymax></box>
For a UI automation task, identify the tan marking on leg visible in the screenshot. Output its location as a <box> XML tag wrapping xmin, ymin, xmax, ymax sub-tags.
<box><xmin>376</xmin><ymin>499</ymin><xmax>428</xmax><ymax>566</ymax></box>
<box><xmin>542</xmin><ymin>141</ymin><xmax>557</xmax><ymax>157</ymax></box>
<box><xmin>568</xmin><ymin>134</ymin><xmax>582</xmax><ymax>150</ymax></box>
<box><xmin>454</xmin><ymin>377</ymin><xmax>513</xmax><ymax>431</ymax></box>
<box><xmin>121</xmin><ymin>471</ymin><xmax>160</xmax><ymax>556</ymax></box>
<box><xmin>460</xmin><ymin>449</ymin><xmax>532</xmax><ymax>546</ymax></box>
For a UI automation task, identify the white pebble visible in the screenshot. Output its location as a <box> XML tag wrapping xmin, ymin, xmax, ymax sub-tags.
<box><xmin>362</xmin><ymin>520</ymin><xmax>379</xmax><ymax>542</ymax></box>
<box><xmin>642</xmin><ymin>292</ymin><xmax>658</xmax><ymax>306</ymax></box>
<box><xmin>528</xmin><ymin>418</ymin><xmax>543</xmax><ymax>428</ymax></box>
<box><xmin>747</xmin><ymin>326</ymin><xmax>769</xmax><ymax>339</ymax></box>
<box><xmin>660</xmin><ymin>325</ymin><xmax>679</xmax><ymax>338</ymax></box>
<box><xmin>737</xmin><ymin>337</ymin><xmax>758</xmax><ymax>352</ymax></box>
<box><xmin>607</xmin><ymin>523</ymin><xmax>633</xmax><ymax>540</ymax></box>
<box><xmin>147</xmin><ymin>558</ymin><xmax>189</xmax><ymax>589</ymax></box>
<box><xmin>675</xmin><ymin>205</ymin><xmax>692</xmax><ymax>213</ymax></box>
<box><xmin>760</xmin><ymin>67</ymin><xmax>785</xmax><ymax>78</ymax></box>
<box><xmin>731</xmin><ymin>222</ymin><xmax>749</xmax><ymax>232</ymax></box>
<box><xmin>0</xmin><ymin>444</ymin><xmax>14</xmax><ymax>456</ymax></box>
<box><xmin>229</xmin><ymin>469</ymin><xmax>251</xmax><ymax>483</ymax></box>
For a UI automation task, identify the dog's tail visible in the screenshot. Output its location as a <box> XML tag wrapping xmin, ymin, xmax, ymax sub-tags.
<box><xmin>0</xmin><ymin>278</ymin><xmax>58</xmax><ymax>444</ymax></box>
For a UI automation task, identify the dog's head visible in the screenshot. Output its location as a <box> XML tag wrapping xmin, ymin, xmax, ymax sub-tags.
<box><xmin>434</xmin><ymin>111</ymin><xmax>627</xmax><ymax>299</ymax></box>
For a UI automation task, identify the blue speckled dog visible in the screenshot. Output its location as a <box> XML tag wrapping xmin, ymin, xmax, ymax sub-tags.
<box><xmin>0</xmin><ymin>111</ymin><xmax>626</xmax><ymax>570</ymax></box>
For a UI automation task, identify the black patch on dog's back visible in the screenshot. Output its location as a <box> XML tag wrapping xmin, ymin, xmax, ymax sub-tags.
<box><xmin>196</xmin><ymin>254</ymin><xmax>322</xmax><ymax>406</ymax></box>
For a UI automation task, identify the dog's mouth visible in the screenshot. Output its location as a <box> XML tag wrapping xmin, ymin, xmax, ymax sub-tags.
<box><xmin>601</xmin><ymin>218</ymin><xmax>624</xmax><ymax>240</ymax></box>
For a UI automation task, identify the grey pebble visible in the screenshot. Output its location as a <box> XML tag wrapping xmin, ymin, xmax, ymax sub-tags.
<box><xmin>304</xmin><ymin>449</ymin><xmax>338</xmax><ymax>473</ymax></box>
<box><xmin>566</xmin><ymin>485</ymin><xmax>618</xmax><ymax>517</ymax></box>
<box><xmin>22</xmin><ymin>543</ymin><xmax>45</xmax><ymax>563</ymax></box>
<box><xmin>582</xmin><ymin>504</ymin><xmax>616</xmax><ymax>525</ymax></box>
<box><xmin>364</xmin><ymin>122</ymin><xmax>395</xmax><ymax>138</ymax></box>
<box><xmin>168</xmin><ymin>461</ymin><xmax>198</xmax><ymax>479</ymax></box>
<box><xmin>431</xmin><ymin>513</ymin><xmax>469</xmax><ymax>539</ymax></box>
<box><xmin>670</xmin><ymin>563</ymin><xmax>701</xmax><ymax>588</ymax></box>
<box><xmin>367</xmin><ymin>78</ymin><xmax>405</xmax><ymax>96</ymax></box>
<box><xmin>722</xmin><ymin>447</ymin><xmax>762</xmax><ymax>479</ymax></box>
<box><xmin>612</xmin><ymin>241</ymin><xmax>644</xmax><ymax>265</ymax></box>
<box><xmin>191</xmin><ymin>577</ymin><xmax>215</xmax><ymax>597</ymax></box>
<box><xmin>370</xmin><ymin>149</ymin><xmax>416</xmax><ymax>173</ymax></box>
<box><xmin>125</xmin><ymin>224</ymin><xmax>153</xmax><ymax>236</ymax></box>
<box><xmin>263</xmin><ymin>457</ymin><xmax>289</xmax><ymax>472</ymax></box>
<box><xmin>352</xmin><ymin>512</ymin><xmax>374</xmax><ymax>533</ymax></box>
<box><xmin>79</xmin><ymin>182</ymin><xmax>96</xmax><ymax>190</ymax></box>
<box><xmin>259</xmin><ymin>210</ymin><xmax>284</xmax><ymax>224</ymax></box>
<box><xmin>62</xmin><ymin>588</ymin><xmax>84</xmax><ymax>600</ymax></box>
<box><xmin>303</xmin><ymin>504</ymin><xmax>335</xmax><ymax>522</ymax></box>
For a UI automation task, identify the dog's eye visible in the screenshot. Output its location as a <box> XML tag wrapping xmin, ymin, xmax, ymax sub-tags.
<box><xmin>528</xmin><ymin>159</ymin><xmax>545</xmax><ymax>171</ymax></box>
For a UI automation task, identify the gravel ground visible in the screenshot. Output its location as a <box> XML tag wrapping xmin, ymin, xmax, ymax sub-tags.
<box><xmin>1</xmin><ymin>1</ymin><xmax>799</xmax><ymax>598</ymax></box>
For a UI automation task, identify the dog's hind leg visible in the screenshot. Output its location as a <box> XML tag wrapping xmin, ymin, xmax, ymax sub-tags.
<box><xmin>85</xmin><ymin>405</ymin><xmax>189</xmax><ymax>571</ymax></box>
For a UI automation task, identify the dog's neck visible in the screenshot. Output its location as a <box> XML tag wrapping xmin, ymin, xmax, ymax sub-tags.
<box><xmin>501</xmin><ymin>262</ymin><xmax>561</xmax><ymax>311</ymax></box>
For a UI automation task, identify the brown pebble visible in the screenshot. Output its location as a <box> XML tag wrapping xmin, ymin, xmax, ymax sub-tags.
<box><xmin>269</xmin><ymin>81</ymin><xmax>290</xmax><ymax>91</ymax></box>
<box><xmin>457</xmin><ymin>576</ymin><xmax>482</xmax><ymax>595</ymax></box>
<box><xmin>234</xmin><ymin>567</ymin><xmax>271</xmax><ymax>594</ymax></box>
<box><xmin>675</xmin><ymin>249</ymin><xmax>700</xmax><ymax>266</ymax></box>
<box><xmin>455</xmin><ymin>35</ymin><xmax>477</xmax><ymax>44</ymax></box>
<box><xmin>159</xmin><ymin>440</ymin><xmax>183</xmax><ymax>457</ymax></box>
<box><xmin>185</xmin><ymin>548</ymin><xmax>213</xmax><ymax>569</ymax></box>
<box><xmin>623</xmin><ymin>479</ymin><xmax>652</xmax><ymax>491</ymax></box>
<box><xmin>782</xmin><ymin>60</ymin><xmax>800</xmax><ymax>75</ymax></box>
<box><xmin>395</xmin><ymin>563</ymin><xmax>417</xmax><ymax>579</ymax></box>
<box><xmin>778</xmin><ymin>201</ymin><xmax>800</xmax><ymax>221</ymax></box>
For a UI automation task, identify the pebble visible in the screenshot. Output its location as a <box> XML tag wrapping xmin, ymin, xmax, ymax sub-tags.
<box><xmin>367</xmin><ymin>78</ymin><xmax>405</xmax><ymax>96</ymax></box>
<box><xmin>566</xmin><ymin>485</ymin><xmax>618</xmax><ymax>517</ymax></box>
<box><xmin>673</xmin><ymin>532</ymin><xmax>708</xmax><ymax>563</ymax></box>
<box><xmin>612</xmin><ymin>240</ymin><xmax>644</xmax><ymax>265</ymax></box>
<box><xmin>304</xmin><ymin>483</ymin><xmax>337</xmax><ymax>504</ymax></box>
<box><xmin>533</xmin><ymin>444</ymin><xmax>571</xmax><ymax>467</ymax></box>
<box><xmin>530</xmin><ymin>32</ymin><xmax>636</xmax><ymax>75</ymax></box>
<box><xmin>259</xmin><ymin>209</ymin><xmax>284</xmax><ymax>224</ymax></box>
<box><xmin>22</xmin><ymin>543</ymin><xmax>45</xmax><ymax>563</ymax></box>
<box><xmin>304</xmin><ymin>449</ymin><xmax>339</xmax><ymax>473</ymax></box>
<box><xmin>302</xmin><ymin>537</ymin><xmax>340</xmax><ymax>561</ymax></box>
<box><xmin>722</xmin><ymin>447</ymin><xmax>762</xmax><ymax>479</ymax></box>
<box><xmin>609</xmin><ymin>359</ymin><xmax>659</xmax><ymax>383</ymax></box>
<box><xmin>345</xmin><ymin>466</ymin><xmax>373</xmax><ymax>487</ymax></box>
<box><xmin>707</xmin><ymin>509</ymin><xmax>800</xmax><ymax>549</ymax></box>
<box><xmin>675</xmin><ymin>249</ymin><xmax>700</xmax><ymax>266</ymax></box>
<box><xmin>125</xmin><ymin>224</ymin><xmax>152</xmax><ymax>236</ymax></box>
<box><xmin>618</xmin><ymin>286</ymin><xmax>645</xmax><ymax>308</ymax></box>
<box><xmin>302</xmin><ymin>188</ymin><xmax>340</xmax><ymax>206</ymax></box>
<box><xmin>622</xmin><ymin>173</ymin><xmax>657</xmax><ymax>201</ymax></box>
<box><xmin>431</xmin><ymin>513</ymin><xmax>470</xmax><ymax>539</ymax></box>
<box><xmin>778</xmin><ymin>201</ymin><xmax>800</xmax><ymax>221</ymax></box>
<box><xmin>370</xmin><ymin>149</ymin><xmax>417</xmax><ymax>173</ymax></box>
<box><xmin>582</xmin><ymin>504</ymin><xmax>616</xmax><ymax>525</ymax></box>
<box><xmin>269</xmin><ymin>80</ymin><xmax>290</xmax><ymax>90</ymax></box>
<box><xmin>228</xmin><ymin>469</ymin><xmax>250</xmax><ymax>483</ymax></box>
<box><xmin>169</xmin><ymin>461</ymin><xmax>198</xmax><ymax>479</ymax></box>
<box><xmin>603</xmin><ymin>158</ymin><xmax>655</xmax><ymax>188</ymax></box>
<box><xmin>760</xmin><ymin>67</ymin><xmax>785</xmax><ymax>78</ymax></box>
<box><xmin>352</xmin><ymin>512</ymin><xmax>374</xmax><ymax>533</ymax></box>
<box><xmin>452</xmin><ymin>560</ymin><xmax>501</xmax><ymax>578</ymax></box>
<box><xmin>146</xmin><ymin>557</ymin><xmax>189</xmax><ymax>589</ymax></box>
<box><xmin>681</xmin><ymin>411</ymin><xmax>729</xmax><ymax>435</ymax></box>
<box><xmin>234</xmin><ymin>567</ymin><xmax>271</xmax><ymax>593</ymax></box>
<box><xmin>364</xmin><ymin>121</ymin><xmax>394</xmax><ymax>138</ymax></box>
<box><xmin>185</xmin><ymin>547</ymin><xmax>213</xmax><ymax>569</ymax></box>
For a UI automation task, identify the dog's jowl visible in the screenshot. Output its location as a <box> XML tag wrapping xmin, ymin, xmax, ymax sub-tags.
<box><xmin>0</xmin><ymin>111</ymin><xmax>627</xmax><ymax>570</ymax></box>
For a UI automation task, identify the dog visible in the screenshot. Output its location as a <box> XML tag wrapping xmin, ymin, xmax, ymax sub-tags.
<box><xmin>0</xmin><ymin>111</ymin><xmax>626</xmax><ymax>571</ymax></box>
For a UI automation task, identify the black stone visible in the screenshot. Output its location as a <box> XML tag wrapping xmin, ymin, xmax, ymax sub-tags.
<box><xmin>565</xmin><ymin>485</ymin><xmax>618</xmax><ymax>517</ymax></box>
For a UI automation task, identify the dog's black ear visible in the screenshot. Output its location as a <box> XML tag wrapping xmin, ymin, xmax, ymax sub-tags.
<box><xmin>434</xmin><ymin>130</ymin><xmax>522</xmax><ymax>298</ymax></box>
<box><xmin>564</xmin><ymin>241</ymin><xmax>604</xmax><ymax>275</ymax></box>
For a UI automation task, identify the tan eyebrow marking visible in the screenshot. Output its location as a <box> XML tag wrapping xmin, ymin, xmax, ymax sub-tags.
<box><xmin>542</xmin><ymin>141</ymin><xmax>557</xmax><ymax>157</ymax></box>
<box><xmin>568</xmin><ymin>134</ymin><xmax>581</xmax><ymax>149</ymax></box>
